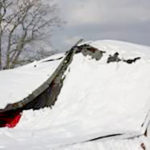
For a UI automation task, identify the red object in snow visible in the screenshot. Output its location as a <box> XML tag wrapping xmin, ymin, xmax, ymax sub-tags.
<box><xmin>0</xmin><ymin>110</ymin><xmax>22</xmax><ymax>128</ymax></box>
<box><xmin>5</xmin><ymin>113</ymin><xmax>22</xmax><ymax>128</ymax></box>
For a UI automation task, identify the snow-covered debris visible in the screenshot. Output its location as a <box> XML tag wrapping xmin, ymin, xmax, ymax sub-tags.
<box><xmin>0</xmin><ymin>53</ymin><xmax>65</xmax><ymax>109</ymax></box>
<box><xmin>0</xmin><ymin>40</ymin><xmax>150</xmax><ymax>149</ymax></box>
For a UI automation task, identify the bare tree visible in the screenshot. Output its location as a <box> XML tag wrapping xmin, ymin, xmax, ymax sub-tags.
<box><xmin>0</xmin><ymin>0</ymin><xmax>61</xmax><ymax>70</ymax></box>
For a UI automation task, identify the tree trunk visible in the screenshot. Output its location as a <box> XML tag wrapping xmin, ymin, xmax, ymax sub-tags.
<box><xmin>0</xmin><ymin>28</ymin><xmax>2</xmax><ymax>70</ymax></box>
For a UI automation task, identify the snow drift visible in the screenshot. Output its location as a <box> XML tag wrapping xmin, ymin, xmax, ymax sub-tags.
<box><xmin>0</xmin><ymin>40</ymin><xmax>150</xmax><ymax>149</ymax></box>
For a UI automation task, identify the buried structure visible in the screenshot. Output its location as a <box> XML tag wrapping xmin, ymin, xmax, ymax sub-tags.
<box><xmin>0</xmin><ymin>40</ymin><xmax>105</xmax><ymax>127</ymax></box>
<box><xmin>0</xmin><ymin>40</ymin><xmax>150</xmax><ymax>149</ymax></box>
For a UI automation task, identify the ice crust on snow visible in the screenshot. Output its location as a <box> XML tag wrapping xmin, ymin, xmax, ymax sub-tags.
<box><xmin>0</xmin><ymin>40</ymin><xmax>150</xmax><ymax>149</ymax></box>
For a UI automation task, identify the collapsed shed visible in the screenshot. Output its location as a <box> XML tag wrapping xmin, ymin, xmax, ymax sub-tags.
<box><xmin>0</xmin><ymin>39</ymin><xmax>149</xmax><ymax>145</ymax></box>
<box><xmin>0</xmin><ymin>40</ymin><xmax>105</xmax><ymax>127</ymax></box>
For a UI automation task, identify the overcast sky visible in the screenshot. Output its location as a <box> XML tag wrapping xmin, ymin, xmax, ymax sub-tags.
<box><xmin>51</xmin><ymin>0</ymin><xmax>150</xmax><ymax>51</ymax></box>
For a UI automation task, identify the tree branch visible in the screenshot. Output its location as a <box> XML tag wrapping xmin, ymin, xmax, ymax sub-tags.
<box><xmin>1</xmin><ymin>0</ymin><xmax>61</xmax><ymax>69</ymax></box>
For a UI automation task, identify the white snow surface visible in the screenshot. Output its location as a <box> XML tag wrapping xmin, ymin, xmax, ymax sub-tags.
<box><xmin>0</xmin><ymin>53</ymin><xmax>65</xmax><ymax>108</ymax></box>
<box><xmin>0</xmin><ymin>40</ymin><xmax>150</xmax><ymax>149</ymax></box>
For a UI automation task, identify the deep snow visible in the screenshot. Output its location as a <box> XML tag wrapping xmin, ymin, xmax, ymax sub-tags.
<box><xmin>0</xmin><ymin>40</ymin><xmax>150</xmax><ymax>149</ymax></box>
<box><xmin>0</xmin><ymin>53</ymin><xmax>64</xmax><ymax>108</ymax></box>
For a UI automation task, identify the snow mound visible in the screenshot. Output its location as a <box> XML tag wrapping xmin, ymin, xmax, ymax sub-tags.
<box><xmin>0</xmin><ymin>40</ymin><xmax>150</xmax><ymax>149</ymax></box>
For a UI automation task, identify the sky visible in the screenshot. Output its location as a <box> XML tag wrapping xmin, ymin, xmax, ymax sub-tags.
<box><xmin>51</xmin><ymin>0</ymin><xmax>150</xmax><ymax>51</ymax></box>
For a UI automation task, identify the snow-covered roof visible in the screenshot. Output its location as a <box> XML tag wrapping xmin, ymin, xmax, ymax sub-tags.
<box><xmin>0</xmin><ymin>40</ymin><xmax>150</xmax><ymax>149</ymax></box>
<box><xmin>0</xmin><ymin>53</ymin><xmax>65</xmax><ymax>108</ymax></box>
<box><xmin>84</xmin><ymin>40</ymin><xmax>150</xmax><ymax>59</ymax></box>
